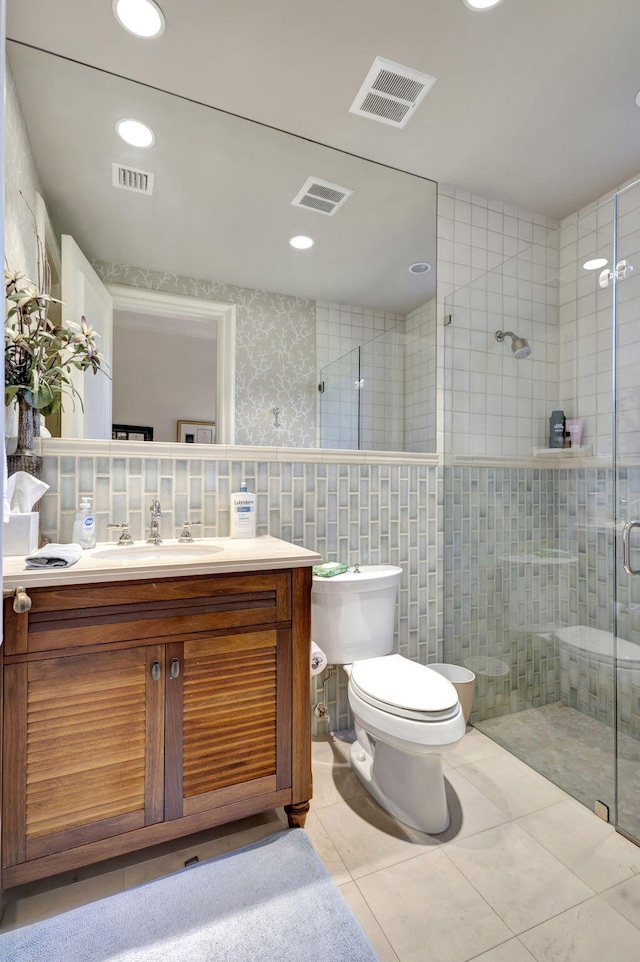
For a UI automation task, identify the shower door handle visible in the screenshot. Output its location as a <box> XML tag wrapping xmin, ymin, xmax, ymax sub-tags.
<box><xmin>622</xmin><ymin>521</ymin><xmax>640</xmax><ymax>575</ymax></box>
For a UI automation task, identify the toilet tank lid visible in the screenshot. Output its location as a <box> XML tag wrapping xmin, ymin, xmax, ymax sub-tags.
<box><xmin>311</xmin><ymin>564</ymin><xmax>402</xmax><ymax>592</ymax></box>
<box><xmin>351</xmin><ymin>654</ymin><xmax>458</xmax><ymax>713</ymax></box>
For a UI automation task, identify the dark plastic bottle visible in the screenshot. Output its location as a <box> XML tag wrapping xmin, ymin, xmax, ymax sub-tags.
<box><xmin>549</xmin><ymin>410</ymin><xmax>566</xmax><ymax>448</ymax></box>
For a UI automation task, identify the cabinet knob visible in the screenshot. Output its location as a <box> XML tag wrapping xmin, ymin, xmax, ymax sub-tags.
<box><xmin>170</xmin><ymin>658</ymin><xmax>180</xmax><ymax>679</ymax></box>
<box><xmin>151</xmin><ymin>661</ymin><xmax>161</xmax><ymax>681</ymax></box>
<box><xmin>13</xmin><ymin>587</ymin><xmax>32</xmax><ymax>613</ymax></box>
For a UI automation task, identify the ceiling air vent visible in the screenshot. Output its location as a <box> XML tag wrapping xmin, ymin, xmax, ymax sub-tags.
<box><xmin>349</xmin><ymin>56</ymin><xmax>437</xmax><ymax>129</ymax></box>
<box><xmin>112</xmin><ymin>163</ymin><xmax>155</xmax><ymax>195</ymax></box>
<box><xmin>291</xmin><ymin>177</ymin><xmax>353</xmax><ymax>216</ymax></box>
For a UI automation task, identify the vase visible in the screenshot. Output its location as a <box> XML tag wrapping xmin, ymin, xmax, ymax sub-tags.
<box><xmin>7</xmin><ymin>393</ymin><xmax>43</xmax><ymax>480</ymax></box>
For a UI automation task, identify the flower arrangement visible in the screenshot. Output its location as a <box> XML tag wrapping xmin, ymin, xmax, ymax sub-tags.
<box><xmin>5</xmin><ymin>269</ymin><xmax>105</xmax><ymax>419</ymax></box>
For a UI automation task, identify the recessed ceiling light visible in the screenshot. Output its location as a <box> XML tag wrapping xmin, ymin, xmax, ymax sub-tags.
<box><xmin>116</xmin><ymin>118</ymin><xmax>155</xmax><ymax>148</ymax></box>
<box><xmin>463</xmin><ymin>0</ymin><xmax>504</xmax><ymax>9</ymax></box>
<box><xmin>635</xmin><ymin>89</ymin><xmax>640</xmax><ymax>107</ymax></box>
<box><xmin>408</xmin><ymin>262</ymin><xmax>432</xmax><ymax>274</ymax></box>
<box><xmin>583</xmin><ymin>258</ymin><xmax>608</xmax><ymax>271</ymax></box>
<box><xmin>289</xmin><ymin>235</ymin><xmax>314</xmax><ymax>250</ymax></box>
<box><xmin>113</xmin><ymin>0</ymin><xmax>165</xmax><ymax>38</ymax></box>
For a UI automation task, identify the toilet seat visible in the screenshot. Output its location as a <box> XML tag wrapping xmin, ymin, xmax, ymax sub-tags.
<box><xmin>349</xmin><ymin>654</ymin><xmax>459</xmax><ymax>722</ymax></box>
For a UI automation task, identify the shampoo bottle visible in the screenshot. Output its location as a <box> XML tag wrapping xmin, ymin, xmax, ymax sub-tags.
<box><xmin>230</xmin><ymin>480</ymin><xmax>256</xmax><ymax>539</ymax></box>
<box><xmin>549</xmin><ymin>410</ymin><xmax>566</xmax><ymax>449</ymax></box>
<box><xmin>73</xmin><ymin>496</ymin><xmax>96</xmax><ymax>549</ymax></box>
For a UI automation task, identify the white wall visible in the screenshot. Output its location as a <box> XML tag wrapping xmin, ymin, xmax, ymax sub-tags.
<box><xmin>5</xmin><ymin>62</ymin><xmax>40</xmax><ymax>281</ymax></box>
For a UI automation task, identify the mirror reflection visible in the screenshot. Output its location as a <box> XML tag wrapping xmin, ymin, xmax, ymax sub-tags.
<box><xmin>5</xmin><ymin>40</ymin><xmax>437</xmax><ymax>452</ymax></box>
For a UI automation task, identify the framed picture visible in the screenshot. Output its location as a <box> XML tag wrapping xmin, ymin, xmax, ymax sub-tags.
<box><xmin>177</xmin><ymin>420</ymin><xmax>216</xmax><ymax>444</ymax></box>
<box><xmin>112</xmin><ymin>423</ymin><xmax>154</xmax><ymax>441</ymax></box>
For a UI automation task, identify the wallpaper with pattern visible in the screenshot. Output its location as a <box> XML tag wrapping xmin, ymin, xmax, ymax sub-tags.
<box><xmin>93</xmin><ymin>262</ymin><xmax>317</xmax><ymax>448</ymax></box>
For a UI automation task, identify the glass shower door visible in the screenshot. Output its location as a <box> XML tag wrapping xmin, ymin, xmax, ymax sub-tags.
<box><xmin>318</xmin><ymin>346</ymin><xmax>361</xmax><ymax>450</ymax></box>
<box><xmin>613</xmin><ymin>178</ymin><xmax>640</xmax><ymax>845</ymax></box>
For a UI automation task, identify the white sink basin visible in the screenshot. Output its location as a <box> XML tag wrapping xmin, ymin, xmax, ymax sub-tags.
<box><xmin>90</xmin><ymin>543</ymin><xmax>224</xmax><ymax>564</ymax></box>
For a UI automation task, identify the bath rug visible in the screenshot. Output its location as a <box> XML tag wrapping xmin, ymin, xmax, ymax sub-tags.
<box><xmin>0</xmin><ymin>829</ymin><xmax>379</xmax><ymax>962</ymax></box>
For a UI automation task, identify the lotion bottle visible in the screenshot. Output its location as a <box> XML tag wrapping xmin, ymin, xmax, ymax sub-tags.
<box><xmin>73</xmin><ymin>496</ymin><xmax>96</xmax><ymax>549</ymax></box>
<box><xmin>230</xmin><ymin>480</ymin><xmax>256</xmax><ymax>539</ymax></box>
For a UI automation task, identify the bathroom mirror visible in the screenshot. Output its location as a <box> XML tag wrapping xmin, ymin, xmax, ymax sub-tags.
<box><xmin>5</xmin><ymin>40</ymin><xmax>438</xmax><ymax>452</ymax></box>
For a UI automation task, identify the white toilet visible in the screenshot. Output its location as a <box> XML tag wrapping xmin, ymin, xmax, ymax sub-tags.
<box><xmin>311</xmin><ymin>564</ymin><xmax>466</xmax><ymax>834</ymax></box>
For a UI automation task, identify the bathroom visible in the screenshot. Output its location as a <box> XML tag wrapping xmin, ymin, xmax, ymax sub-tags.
<box><xmin>4</xmin><ymin>0</ymin><xmax>640</xmax><ymax>959</ymax></box>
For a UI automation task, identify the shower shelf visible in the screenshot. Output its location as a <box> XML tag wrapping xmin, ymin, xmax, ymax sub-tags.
<box><xmin>499</xmin><ymin>550</ymin><xmax>577</xmax><ymax>565</ymax></box>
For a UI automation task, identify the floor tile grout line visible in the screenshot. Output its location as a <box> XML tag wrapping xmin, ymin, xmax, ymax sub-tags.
<box><xmin>512</xmin><ymin>805</ymin><xmax>640</xmax><ymax>894</ymax></box>
<box><xmin>435</xmin><ymin>827</ymin><xmax>598</xmax><ymax>938</ymax></box>
<box><xmin>336</xmin><ymin>879</ymin><xmax>401</xmax><ymax>962</ymax></box>
<box><xmin>512</xmin><ymin>891</ymin><xmax>633</xmax><ymax>940</ymax></box>
<box><xmin>463</xmin><ymin>933</ymin><xmax>535</xmax><ymax>962</ymax></box>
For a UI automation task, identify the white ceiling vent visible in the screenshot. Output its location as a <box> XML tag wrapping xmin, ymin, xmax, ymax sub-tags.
<box><xmin>112</xmin><ymin>162</ymin><xmax>155</xmax><ymax>195</ymax></box>
<box><xmin>349</xmin><ymin>57</ymin><xmax>437</xmax><ymax>129</ymax></box>
<box><xmin>291</xmin><ymin>177</ymin><xmax>353</xmax><ymax>216</ymax></box>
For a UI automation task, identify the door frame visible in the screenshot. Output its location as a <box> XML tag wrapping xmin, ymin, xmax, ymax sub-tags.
<box><xmin>107</xmin><ymin>285</ymin><xmax>236</xmax><ymax>445</ymax></box>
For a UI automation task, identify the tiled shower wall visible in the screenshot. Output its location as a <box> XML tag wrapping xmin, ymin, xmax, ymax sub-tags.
<box><xmin>39</xmin><ymin>444</ymin><xmax>440</xmax><ymax>734</ymax></box>
<box><xmin>443</xmin><ymin>466</ymin><xmax>560</xmax><ymax>721</ymax></box>
<box><xmin>555</xmin><ymin>467</ymin><xmax>640</xmax><ymax>739</ymax></box>
<box><xmin>444</xmin><ymin>463</ymin><xmax>640</xmax><ymax>739</ymax></box>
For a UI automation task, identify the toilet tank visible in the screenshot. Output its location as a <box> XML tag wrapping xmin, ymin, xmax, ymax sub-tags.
<box><xmin>311</xmin><ymin>565</ymin><xmax>403</xmax><ymax>664</ymax></box>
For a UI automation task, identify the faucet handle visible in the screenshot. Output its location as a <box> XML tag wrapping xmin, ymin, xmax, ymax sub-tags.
<box><xmin>107</xmin><ymin>522</ymin><xmax>134</xmax><ymax>545</ymax></box>
<box><xmin>177</xmin><ymin>520</ymin><xmax>202</xmax><ymax>543</ymax></box>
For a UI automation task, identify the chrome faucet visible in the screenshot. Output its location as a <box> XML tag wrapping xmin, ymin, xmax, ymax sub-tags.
<box><xmin>147</xmin><ymin>500</ymin><xmax>163</xmax><ymax>545</ymax></box>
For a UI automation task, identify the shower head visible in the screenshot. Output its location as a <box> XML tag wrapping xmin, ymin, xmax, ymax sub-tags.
<box><xmin>495</xmin><ymin>330</ymin><xmax>531</xmax><ymax>360</ymax></box>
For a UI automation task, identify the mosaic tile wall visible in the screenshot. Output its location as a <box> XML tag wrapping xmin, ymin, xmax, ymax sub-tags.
<box><xmin>39</xmin><ymin>445</ymin><xmax>441</xmax><ymax>735</ymax></box>
<box><xmin>555</xmin><ymin>467</ymin><xmax>640</xmax><ymax>739</ymax></box>
<box><xmin>444</xmin><ymin>463</ymin><xmax>640</xmax><ymax>740</ymax></box>
<box><xmin>443</xmin><ymin>466</ymin><xmax>561</xmax><ymax>720</ymax></box>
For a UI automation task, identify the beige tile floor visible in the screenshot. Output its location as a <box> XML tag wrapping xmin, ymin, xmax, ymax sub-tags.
<box><xmin>3</xmin><ymin>729</ymin><xmax>640</xmax><ymax>962</ymax></box>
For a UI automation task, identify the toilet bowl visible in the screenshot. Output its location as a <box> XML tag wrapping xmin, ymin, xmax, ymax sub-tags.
<box><xmin>311</xmin><ymin>565</ymin><xmax>465</xmax><ymax>834</ymax></box>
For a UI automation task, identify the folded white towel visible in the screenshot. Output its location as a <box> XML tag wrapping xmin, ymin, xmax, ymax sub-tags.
<box><xmin>26</xmin><ymin>543</ymin><xmax>83</xmax><ymax>568</ymax></box>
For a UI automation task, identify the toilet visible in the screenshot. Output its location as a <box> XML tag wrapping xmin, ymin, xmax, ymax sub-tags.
<box><xmin>311</xmin><ymin>564</ymin><xmax>466</xmax><ymax>834</ymax></box>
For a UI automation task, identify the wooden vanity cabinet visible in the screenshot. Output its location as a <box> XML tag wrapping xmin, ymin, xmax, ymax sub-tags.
<box><xmin>0</xmin><ymin>566</ymin><xmax>312</xmax><ymax>900</ymax></box>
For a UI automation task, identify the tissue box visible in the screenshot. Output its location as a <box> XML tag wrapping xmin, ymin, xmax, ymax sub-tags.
<box><xmin>3</xmin><ymin>512</ymin><xmax>40</xmax><ymax>557</ymax></box>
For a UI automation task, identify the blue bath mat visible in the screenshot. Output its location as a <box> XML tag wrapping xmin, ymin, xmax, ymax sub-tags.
<box><xmin>0</xmin><ymin>829</ymin><xmax>378</xmax><ymax>962</ymax></box>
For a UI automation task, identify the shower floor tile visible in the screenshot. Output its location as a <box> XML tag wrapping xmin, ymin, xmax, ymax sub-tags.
<box><xmin>475</xmin><ymin>701</ymin><xmax>640</xmax><ymax>838</ymax></box>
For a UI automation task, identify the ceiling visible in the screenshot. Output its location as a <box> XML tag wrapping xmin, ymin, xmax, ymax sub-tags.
<box><xmin>7</xmin><ymin>0</ymin><xmax>640</xmax><ymax>220</ymax></box>
<box><xmin>8</xmin><ymin>41</ymin><xmax>437</xmax><ymax>313</ymax></box>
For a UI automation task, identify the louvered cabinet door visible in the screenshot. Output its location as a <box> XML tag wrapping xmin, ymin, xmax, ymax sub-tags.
<box><xmin>164</xmin><ymin>629</ymin><xmax>292</xmax><ymax>820</ymax></box>
<box><xmin>2</xmin><ymin>645</ymin><xmax>165</xmax><ymax>868</ymax></box>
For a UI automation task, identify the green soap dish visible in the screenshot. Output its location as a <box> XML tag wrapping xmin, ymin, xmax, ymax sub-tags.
<box><xmin>313</xmin><ymin>563</ymin><xmax>349</xmax><ymax>578</ymax></box>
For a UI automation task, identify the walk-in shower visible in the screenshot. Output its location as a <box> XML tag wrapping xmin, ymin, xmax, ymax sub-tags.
<box><xmin>444</xmin><ymin>178</ymin><xmax>640</xmax><ymax>846</ymax></box>
<box><xmin>495</xmin><ymin>329</ymin><xmax>531</xmax><ymax>359</ymax></box>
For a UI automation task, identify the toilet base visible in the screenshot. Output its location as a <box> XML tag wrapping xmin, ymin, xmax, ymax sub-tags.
<box><xmin>349</xmin><ymin>732</ymin><xmax>450</xmax><ymax>834</ymax></box>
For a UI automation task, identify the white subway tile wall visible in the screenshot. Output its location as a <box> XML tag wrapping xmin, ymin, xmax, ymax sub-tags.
<box><xmin>405</xmin><ymin>298</ymin><xmax>437</xmax><ymax>452</ymax></box>
<box><xmin>437</xmin><ymin>185</ymin><xmax>558</xmax><ymax>456</ymax></box>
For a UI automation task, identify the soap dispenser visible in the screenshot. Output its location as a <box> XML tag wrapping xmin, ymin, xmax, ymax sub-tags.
<box><xmin>230</xmin><ymin>480</ymin><xmax>256</xmax><ymax>539</ymax></box>
<box><xmin>73</xmin><ymin>496</ymin><xmax>96</xmax><ymax>549</ymax></box>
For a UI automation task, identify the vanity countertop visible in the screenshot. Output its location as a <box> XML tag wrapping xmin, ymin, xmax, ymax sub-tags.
<box><xmin>3</xmin><ymin>535</ymin><xmax>321</xmax><ymax>590</ymax></box>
